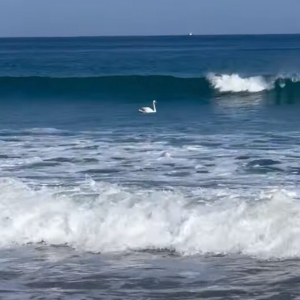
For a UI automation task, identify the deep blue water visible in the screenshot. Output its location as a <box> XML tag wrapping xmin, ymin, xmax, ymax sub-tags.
<box><xmin>1</xmin><ymin>35</ymin><xmax>300</xmax><ymax>77</ymax></box>
<box><xmin>1</xmin><ymin>35</ymin><xmax>300</xmax><ymax>299</ymax></box>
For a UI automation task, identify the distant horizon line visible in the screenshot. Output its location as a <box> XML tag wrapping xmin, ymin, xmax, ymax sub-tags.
<box><xmin>0</xmin><ymin>33</ymin><xmax>300</xmax><ymax>39</ymax></box>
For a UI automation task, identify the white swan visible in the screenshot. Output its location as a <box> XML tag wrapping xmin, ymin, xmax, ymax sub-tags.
<box><xmin>139</xmin><ymin>100</ymin><xmax>157</xmax><ymax>114</ymax></box>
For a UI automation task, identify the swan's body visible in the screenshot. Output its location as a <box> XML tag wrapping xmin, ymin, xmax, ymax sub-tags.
<box><xmin>139</xmin><ymin>100</ymin><xmax>157</xmax><ymax>114</ymax></box>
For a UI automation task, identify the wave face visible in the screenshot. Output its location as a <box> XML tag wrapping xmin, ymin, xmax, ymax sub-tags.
<box><xmin>1</xmin><ymin>177</ymin><xmax>300</xmax><ymax>259</ymax></box>
<box><xmin>1</xmin><ymin>74</ymin><xmax>300</xmax><ymax>100</ymax></box>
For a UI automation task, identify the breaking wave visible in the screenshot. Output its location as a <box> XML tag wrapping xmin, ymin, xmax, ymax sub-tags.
<box><xmin>1</xmin><ymin>177</ymin><xmax>300</xmax><ymax>260</ymax></box>
<box><xmin>208</xmin><ymin>74</ymin><xmax>272</xmax><ymax>93</ymax></box>
<box><xmin>0</xmin><ymin>74</ymin><xmax>300</xmax><ymax>99</ymax></box>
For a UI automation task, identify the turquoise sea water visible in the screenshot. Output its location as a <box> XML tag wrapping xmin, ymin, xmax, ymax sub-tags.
<box><xmin>1</xmin><ymin>35</ymin><xmax>300</xmax><ymax>299</ymax></box>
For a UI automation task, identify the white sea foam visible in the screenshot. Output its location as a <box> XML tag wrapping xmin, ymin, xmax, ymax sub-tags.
<box><xmin>23</xmin><ymin>128</ymin><xmax>68</xmax><ymax>135</ymax></box>
<box><xmin>208</xmin><ymin>74</ymin><xmax>272</xmax><ymax>93</ymax></box>
<box><xmin>1</xmin><ymin>177</ymin><xmax>300</xmax><ymax>259</ymax></box>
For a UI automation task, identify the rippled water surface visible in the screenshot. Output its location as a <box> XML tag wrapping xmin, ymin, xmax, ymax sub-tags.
<box><xmin>1</xmin><ymin>35</ymin><xmax>300</xmax><ymax>299</ymax></box>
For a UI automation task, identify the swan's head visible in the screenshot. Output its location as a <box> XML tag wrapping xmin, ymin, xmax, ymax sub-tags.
<box><xmin>153</xmin><ymin>100</ymin><xmax>157</xmax><ymax>103</ymax></box>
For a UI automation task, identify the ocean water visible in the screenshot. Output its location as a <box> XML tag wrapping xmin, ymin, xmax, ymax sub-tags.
<box><xmin>1</xmin><ymin>35</ymin><xmax>300</xmax><ymax>299</ymax></box>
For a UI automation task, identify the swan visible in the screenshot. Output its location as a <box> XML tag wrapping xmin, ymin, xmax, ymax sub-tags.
<box><xmin>139</xmin><ymin>100</ymin><xmax>157</xmax><ymax>114</ymax></box>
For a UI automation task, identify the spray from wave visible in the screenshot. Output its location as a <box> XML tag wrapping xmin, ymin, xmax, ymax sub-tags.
<box><xmin>208</xmin><ymin>74</ymin><xmax>272</xmax><ymax>93</ymax></box>
<box><xmin>1</xmin><ymin>178</ymin><xmax>300</xmax><ymax>259</ymax></box>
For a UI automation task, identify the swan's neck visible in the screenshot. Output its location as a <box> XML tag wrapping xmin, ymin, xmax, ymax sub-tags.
<box><xmin>153</xmin><ymin>102</ymin><xmax>156</xmax><ymax>112</ymax></box>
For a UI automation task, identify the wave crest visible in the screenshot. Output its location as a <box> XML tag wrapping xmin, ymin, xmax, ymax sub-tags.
<box><xmin>208</xmin><ymin>74</ymin><xmax>272</xmax><ymax>93</ymax></box>
<box><xmin>0</xmin><ymin>74</ymin><xmax>300</xmax><ymax>99</ymax></box>
<box><xmin>1</xmin><ymin>178</ymin><xmax>300</xmax><ymax>259</ymax></box>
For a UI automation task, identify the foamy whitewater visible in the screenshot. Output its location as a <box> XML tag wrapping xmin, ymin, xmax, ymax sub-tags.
<box><xmin>1</xmin><ymin>35</ymin><xmax>300</xmax><ymax>299</ymax></box>
<box><xmin>208</xmin><ymin>74</ymin><xmax>272</xmax><ymax>93</ymax></box>
<box><xmin>1</xmin><ymin>177</ymin><xmax>300</xmax><ymax>259</ymax></box>
<box><xmin>1</xmin><ymin>128</ymin><xmax>300</xmax><ymax>260</ymax></box>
